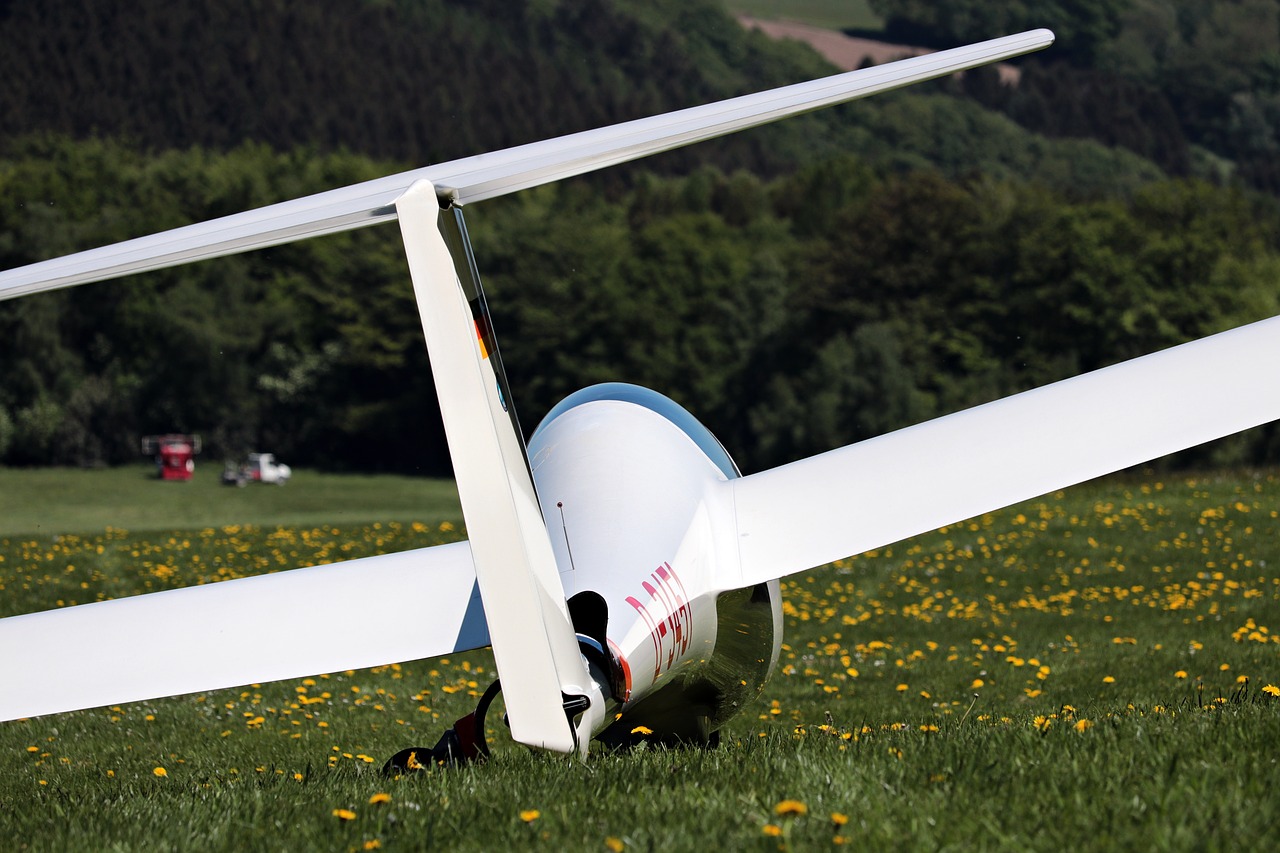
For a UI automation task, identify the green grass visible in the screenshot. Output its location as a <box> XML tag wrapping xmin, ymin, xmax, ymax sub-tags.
<box><xmin>0</xmin><ymin>466</ymin><xmax>461</xmax><ymax>537</ymax></box>
<box><xmin>3</xmin><ymin>469</ymin><xmax>1279</xmax><ymax>849</ymax></box>
<box><xmin>722</xmin><ymin>0</ymin><xmax>883</xmax><ymax>31</ymax></box>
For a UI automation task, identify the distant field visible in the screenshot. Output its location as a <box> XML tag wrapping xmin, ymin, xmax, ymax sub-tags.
<box><xmin>3</xmin><ymin>469</ymin><xmax>1279</xmax><ymax>849</ymax></box>
<box><xmin>723</xmin><ymin>0</ymin><xmax>882</xmax><ymax>31</ymax></box>
<box><xmin>0</xmin><ymin>465</ymin><xmax>461</xmax><ymax>537</ymax></box>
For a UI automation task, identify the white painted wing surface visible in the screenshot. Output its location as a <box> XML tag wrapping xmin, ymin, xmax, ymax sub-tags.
<box><xmin>730</xmin><ymin>316</ymin><xmax>1280</xmax><ymax>588</ymax></box>
<box><xmin>0</xmin><ymin>541</ymin><xmax>485</xmax><ymax>722</ymax></box>
<box><xmin>0</xmin><ymin>30</ymin><xmax>1053</xmax><ymax>301</ymax></box>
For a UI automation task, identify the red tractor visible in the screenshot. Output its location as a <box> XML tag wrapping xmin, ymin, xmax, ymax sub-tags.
<box><xmin>141</xmin><ymin>434</ymin><xmax>202</xmax><ymax>480</ymax></box>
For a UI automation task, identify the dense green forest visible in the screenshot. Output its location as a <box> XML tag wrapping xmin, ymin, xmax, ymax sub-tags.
<box><xmin>0</xmin><ymin>0</ymin><xmax>845</xmax><ymax>173</ymax></box>
<box><xmin>874</xmin><ymin>0</ymin><xmax>1280</xmax><ymax>190</ymax></box>
<box><xmin>1</xmin><ymin>0</ymin><xmax>1278</xmax><ymax>474</ymax></box>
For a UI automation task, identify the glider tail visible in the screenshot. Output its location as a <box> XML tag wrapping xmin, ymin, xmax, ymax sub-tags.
<box><xmin>397</xmin><ymin>183</ymin><xmax>600</xmax><ymax>755</ymax></box>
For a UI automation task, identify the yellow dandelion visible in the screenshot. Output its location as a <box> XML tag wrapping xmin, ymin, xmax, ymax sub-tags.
<box><xmin>1174</xmin><ymin>671</ymin><xmax>1188</xmax><ymax>679</ymax></box>
<box><xmin>368</xmin><ymin>792</ymin><xmax>391</xmax><ymax>805</ymax></box>
<box><xmin>605</xmin><ymin>837</ymin><xmax>625</xmax><ymax>852</ymax></box>
<box><xmin>831</xmin><ymin>812</ymin><xmax>850</xmax><ymax>826</ymax></box>
<box><xmin>363</xmin><ymin>841</ymin><xmax>382</xmax><ymax>851</ymax></box>
<box><xmin>1102</xmin><ymin>676</ymin><xmax>1116</xmax><ymax>684</ymax></box>
<box><xmin>762</xmin><ymin>824</ymin><xmax>783</xmax><ymax>837</ymax></box>
<box><xmin>1074</xmin><ymin>719</ymin><xmax>1092</xmax><ymax>732</ymax></box>
<box><xmin>25</xmin><ymin>746</ymin><xmax>38</xmax><ymax>753</ymax></box>
<box><xmin>520</xmin><ymin>810</ymin><xmax>541</xmax><ymax>823</ymax></box>
<box><xmin>1262</xmin><ymin>684</ymin><xmax>1280</xmax><ymax>697</ymax></box>
<box><xmin>970</xmin><ymin>678</ymin><xmax>984</xmax><ymax>689</ymax></box>
<box><xmin>152</xmin><ymin>767</ymin><xmax>168</xmax><ymax>778</ymax></box>
<box><xmin>630</xmin><ymin>726</ymin><xmax>653</xmax><ymax>736</ymax></box>
<box><xmin>774</xmin><ymin>799</ymin><xmax>808</xmax><ymax>818</ymax></box>
<box><xmin>332</xmin><ymin>808</ymin><xmax>357</xmax><ymax>821</ymax></box>
<box><xmin>896</xmin><ymin>683</ymin><xmax>909</xmax><ymax>692</ymax></box>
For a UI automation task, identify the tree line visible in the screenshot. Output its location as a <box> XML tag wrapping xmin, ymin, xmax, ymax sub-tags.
<box><xmin>873</xmin><ymin>0</ymin><xmax>1280</xmax><ymax>194</ymax></box>
<box><xmin>3</xmin><ymin>0</ymin><xmax>1279</xmax><ymax>473</ymax></box>
<box><xmin>2</xmin><ymin>138</ymin><xmax>1276</xmax><ymax>473</ymax></box>
<box><xmin>0</xmin><ymin>0</ymin><xmax>844</xmax><ymax>176</ymax></box>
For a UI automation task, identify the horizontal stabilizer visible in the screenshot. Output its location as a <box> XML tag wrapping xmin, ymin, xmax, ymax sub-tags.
<box><xmin>730</xmin><ymin>316</ymin><xmax>1280</xmax><ymax>586</ymax></box>
<box><xmin>0</xmin><ymin>30</ymin><xmax>1053</xmax><ymax>301</ymax></box>
<box><xmin>0</xmin><ymin>541</ymin><xmax>485</xmax><ymax>721</ymax></box>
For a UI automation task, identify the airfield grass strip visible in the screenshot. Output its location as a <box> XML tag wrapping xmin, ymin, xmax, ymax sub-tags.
<box><xmin>2</xmin><ymin>470</ymin><xmax>1278</xmax><ymax>850</ymax></box>
<box><xmin>0</xmin><ymin>466</ymin><xmax>462</xmax><ymax>538</ymax></box>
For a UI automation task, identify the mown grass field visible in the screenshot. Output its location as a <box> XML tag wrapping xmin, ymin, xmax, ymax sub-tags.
<box><xmin>0</xmin><ymin>466</ymin><xmax>462</xmax><ymax>537</ymax></box>
<box><xmin>2</xmin><ymin>467</ymin><xmax>1279</xmax><ymax>850</ymax></box>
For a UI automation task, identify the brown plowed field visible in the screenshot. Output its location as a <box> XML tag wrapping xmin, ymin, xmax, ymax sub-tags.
<box><xmin>738</xmin><ymin>16</ymin><xmax>1021</xmax><ymax>84</ymax></box>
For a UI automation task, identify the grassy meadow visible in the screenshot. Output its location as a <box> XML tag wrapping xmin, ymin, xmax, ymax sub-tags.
<box><xmin>2</xmin><ymin>466</ymin><xmax>1279</xmax><ymax>850</ymax></box>
<box><xmin>0</xmin><ymin>466</ymin><xmax>462</xmax><ymax>537</ymax></box>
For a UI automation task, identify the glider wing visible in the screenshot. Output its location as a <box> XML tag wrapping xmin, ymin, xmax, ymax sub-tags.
<box><xmin>0</xmin><ymin>541</ymin><xmax>484</xmax><ymax>721</ymax></box>
<box><xmin>729</xmin><ymin>316</ymin><xmax>1280</xmax><ymax>587</ymax></box>
<box><xmin>0</xmin><ymin>30</ymin><xmax>1053</xmax><ymax>300</ymax></box>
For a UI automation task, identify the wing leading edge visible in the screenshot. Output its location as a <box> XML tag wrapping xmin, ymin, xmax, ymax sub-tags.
<box><xmin>729</xmin><ymin>316</ymin><xmax>1280</xmax><ymax>588</ymax></box>
<box><xmin>0</xmin><ymin>541</ymin><xmax>485</xmax><ymax>722</ymax></box>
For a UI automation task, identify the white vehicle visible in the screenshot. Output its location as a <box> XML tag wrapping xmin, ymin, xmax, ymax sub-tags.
<box><xmin>2</xmin><ymin>30</ymin><xmax>1278</xmax><ymax>761</ymax></box>
<box><xmin>247</xmin><ymin>452</ymin><xmax>291</xmax><ymax>484</ymax></box>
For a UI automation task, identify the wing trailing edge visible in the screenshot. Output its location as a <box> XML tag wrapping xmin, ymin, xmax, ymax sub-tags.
<box><xmin>0</xmin><ymin>30</ymin><xmax>1053</xmax><ymax>301</ymax></box>
<box><xmin>729</xmin><ymin>316</ymin><xmax>1280</xmax><ymax>588</ymax></box>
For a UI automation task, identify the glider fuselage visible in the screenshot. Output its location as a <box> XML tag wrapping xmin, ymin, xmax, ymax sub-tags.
<box><xmin>529</xmin><ymin>384</ymin><xmax>783</xmax><ymax>744</ymax></box>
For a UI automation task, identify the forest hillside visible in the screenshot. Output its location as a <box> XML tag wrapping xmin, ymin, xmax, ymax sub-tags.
<box><xmin>1</xmin><ymin>0</ymin><xmax>1277</xmax><ymax>473</ymax></box>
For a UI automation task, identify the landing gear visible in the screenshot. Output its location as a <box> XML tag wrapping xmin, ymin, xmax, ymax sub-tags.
<box><xmin>382</xmin><ymin>679</ymin><xmax>503</xmax><ymax>773</ymax></box>
<box><xmin>381</xmin><ymin>677</ymin><xmax>600</xmax><ymax>772</ymax></box>
<box><xmin>382</xmin><ymin>631</ymin><xmax>624</xmax><ymax>771</ymax></box>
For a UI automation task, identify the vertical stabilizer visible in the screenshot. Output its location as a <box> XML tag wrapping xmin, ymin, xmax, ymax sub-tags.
<box><xmin>397</xmin><ymin>181</ymin><xmax>591</xmax><ymax>754</ymax></box>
